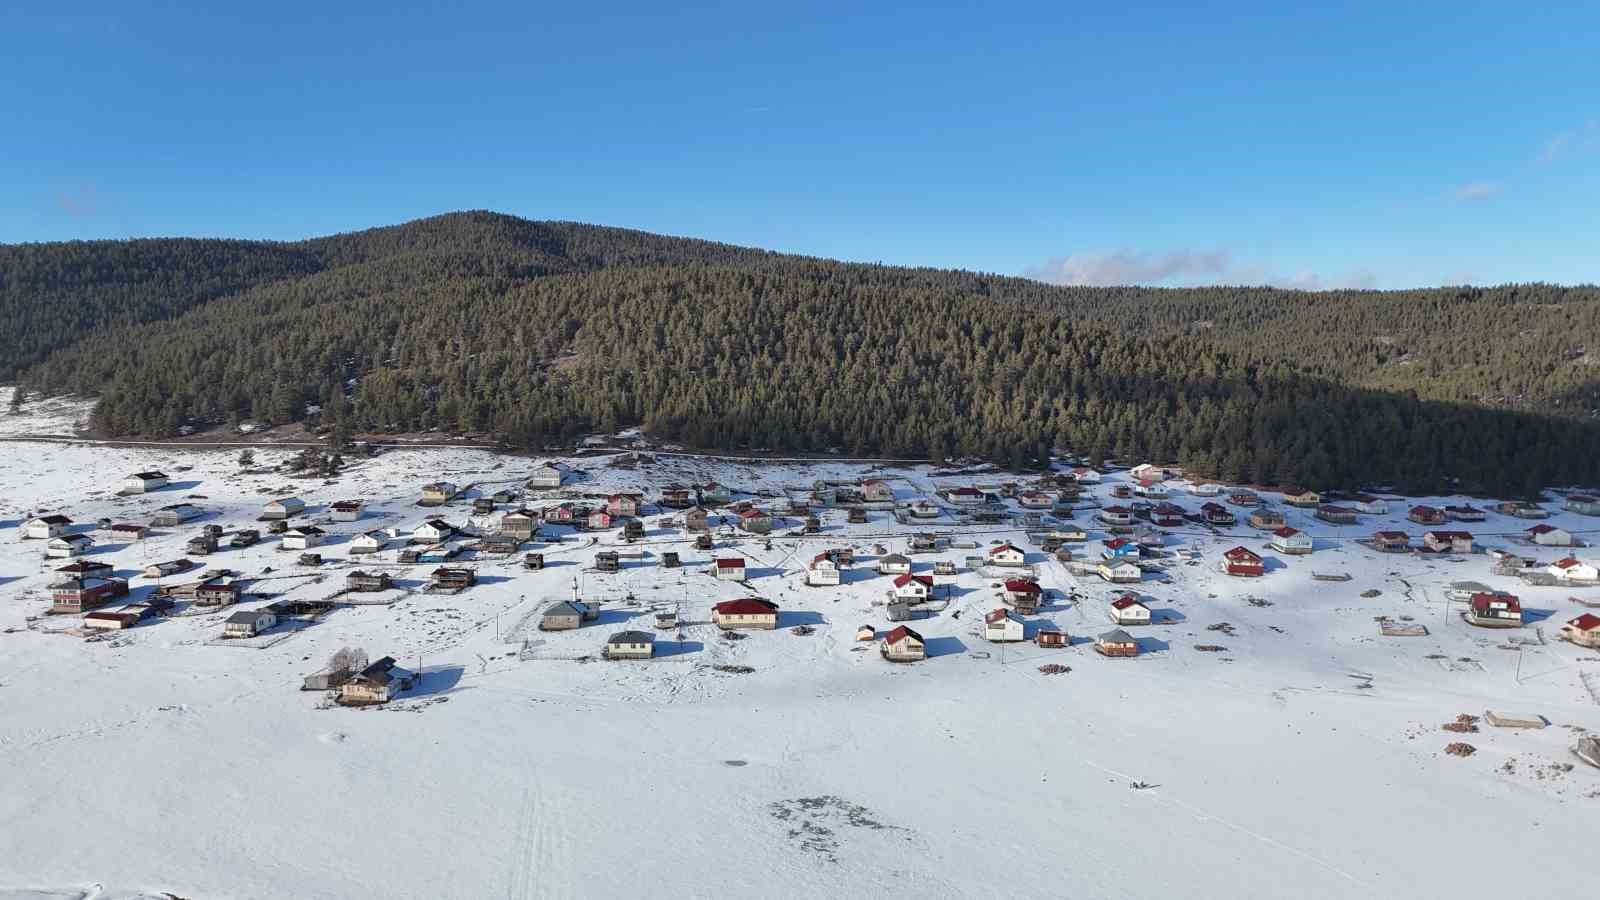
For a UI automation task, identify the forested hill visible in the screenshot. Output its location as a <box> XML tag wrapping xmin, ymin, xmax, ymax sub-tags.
<box><xmin>7</xmin><ymin>210</ymin><xmax>1600</xmax><ymax>495</ymax></box>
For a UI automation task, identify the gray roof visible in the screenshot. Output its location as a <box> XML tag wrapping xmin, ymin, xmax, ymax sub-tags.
<box><xmin>1099</xmin><ymin>628</ymin><xmax>1136</xmax><ymax>643</ymax></box>
<box><xmin>226</xmin><ymin>609</ymin><xmax>268</xmax><ymax>624</ymax></box>
<box><xmin>544</xmin><ymin>601</ymin><xmax>585</xmax><ymax>617</ymax></box>
<box><xmin>608</xmin><ymin>630</ymin><xmax>655</xmax><ymax>644</ymax></box>
<box><xmin>880</xmin><ymin>553</ymin><xmax>910</xmax><ymax>564</ymax></box>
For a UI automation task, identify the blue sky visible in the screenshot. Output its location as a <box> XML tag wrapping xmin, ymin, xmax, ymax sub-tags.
<box><xmin>3</xmin><ymin>2</ymin><xmax>1597</xmax><ymax>287</ymax></box>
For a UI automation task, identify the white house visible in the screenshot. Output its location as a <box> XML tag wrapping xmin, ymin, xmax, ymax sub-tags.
<box><xmin>908</xmin><ymin>498</ymin><xmax>940</xmax><ymax>518</ymax></box>
<box><xmin>1097</xmin><ymin>560</ymin><xmax>1141</xmax><ymax>584</ymax></box>
<box><xmin>528</xmin><ymin>463</ymin><xmax>567</xmax><ymax>489</ymax></box>
<box><xmin>331</xmin><ymin>500</ymin><xmax>364</xmax><ymax>522</ymax></box>
<box><xmin>350</xmin><ymin>531</ymin><xmax>387</xmax><ymax>554</ymax></box>
<box><xmin>1527</xmin><ymin>524</ymin><xmax>1574</xmax><ymax>547</ymax></box>
<box><xmin>1188</xmin><ymin>482</ymin><xmax>1221</xmax><ymax>497</ymax></box>
<box><xmin>1130</xmin><ymin>463</ymin><xmax>1166</xmax><ymax>482</ymax></box>
<box><xmin>412</xmin><ymin>519</ymin><xmax>455</xmax><ymax>543</ymax></box>
<box><xmin>262</xmin><ymin>497</ymin><xmax>306</xmax><ymax>520</ymax></box>
<box><xmin>983</xmin><ymin>608</ymin><xmax>1026</xmax><ymax>643</ymax></box>
<box><xmin>280</xmin><ymin>526</ymin><xmax>326</xmax><ymax>550</ymax></box>
<box><xmin>1560</xmin><ymin>613</ymin><xmax>1600</xmax><ymax>649</ymax></box>
<box><xmin>223</xmin><ymin>608</ymin><xmax>277</xmax><ymax>638</ymax></box>
<box><xmin>891</xmin><ymin>574</ymin><xmax>933</xmax><ymax>602</ymax></box>
<box><xmin>1352</xmin><ymin>495</ymin><xmax>1389</xmax><ymax>515</ymax></box>
<box><xmin>986</xmin><ymin>544</ymin><xmax>1026</xmax><ymax>567</ymax></box>
<box><xmin>1548</xmin><ymin>557</ymin><xmax>1600</xmax><ymax>583</ymax></box>
<box><xmin>714</xmin><ymin>557</ymin><xmax>747</xmax><ymax>581</ymax></box>
<box><xmin>877</xmin><ymin>553</ymin><xmax>912</xmax><ymax>576</ymax></box>
<box><xmin>1108</xmin><ymin>595</ymin><xmax>1152</xmax><ymax>625</ymax></box>
<box><xmin>806</xmin><ymin>554</ymin><xmax>841</xmax><ymax>587</ymax></box>
<box><xmin>121</xmin><ymin>471</ymin><xmax>168</xmax><ymax>493</ymax></box>
<box><xmin>1268</xmin><ymin>527</ymin><xmax>1313</xmax><ymax>555</ymax></box>
<box><xmin>45</xmin><ymin>534</ymin><xmax>95</xmax><ymax>558</ymax></box>
<box><xmin>1018</xmin><ymin>491</ymin><xmax>1053</xmax><ymax>510</ymax></box>
<box><xmin>24</xmin><ymin>515</ymin><xmax>73</xmax><ymax>539</ymax></box>
<box><xmin>945</xmin><ymin>486</ymin><xmax>984</xmax><ymax>506</ymax></box>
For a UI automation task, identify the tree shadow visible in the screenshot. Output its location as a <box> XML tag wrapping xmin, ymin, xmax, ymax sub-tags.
<box><xmin>924</xmin><ymin>635</ymin><xmax>968</xmax><ymax>658</ymax></box>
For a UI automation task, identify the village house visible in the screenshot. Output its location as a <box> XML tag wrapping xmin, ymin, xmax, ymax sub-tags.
<box><xmin>223</xmin><ymin>608</ymin><xmax>277</xmax><ymax>639</ymax></box>
<box><xmin>110</xmin><ymin>522</ymin><xmax>150</xmax><ymax>540</ymax></box>
<box><xmin>1189</xmin><ymin>482</ymin><xmax>1221</xmax><ymax>497</ymax></box>
<box><xmin>24</xmin><ymin>515</ymin><xmax>72</xmax><ymax>540</ymax></box>
<box><xmin>1223</xmin><ymin>546</ymin><xmax>1265</xmax><ymax>577</ymax></box>
<box><xmin>1372</xmin><ymin>531</ymin><xmax>1411</xmax><ymax>553</ymax></box>
<box><xmin>1406</xmin><ymin>505</ymin><xmax>1446</xmax><ymax>525</ymax></box>
<box><xmin>1559</xmin><ymin>613</ymin><xmax>1600</xmax><ymax>648</ymax></box>
<box><xmin>1098</xmin><ymin>506</ymin><xmax>1134</xmax><ymax>527</ymax></box>
<box><xmin>472</xmin><ymin>497</ymin><xmax>496</xmax><ymax>515</ymax></box>
<box><xmin>1095</xmin><ymin>629</ymin><xmax>1139</xmax><ymax>657</ymax></box>
<box><xmin>696</xmin><ymin>482</ymin><xmax>731</xmax><ymax>505</ymax></box>
<box><xmin>421</xmin><ymin>481</ymin><xmax>458</xmax><ymax>504</ymax></box>
<box><xmin>540</xmin><ymin>600</ymin><xmax>590</xmax><ymax>631</ymax></box>
<box><xmin>429</xmin><ymin>567</ymin><xmax>476</xmax><ymax>591</ymax></box>
<box><xmin>1228</xmin><ymin>490</ymin><xmax>1260</xmax><ymax>507</ymax></box>
<box><xmin>807</xmin><ymin>554</ymin><xmax>841</xmax><ymax>587</ymax></box>
<box><xmin>1280</xmin><ymin>487</ymin><xmax>1321</xmax><ymax>508</ymax></box>
<box><xmin>986</xmin><ymin>543</ymin><xmax>1027</xmax><ymax>567</ymax></box>
<box><xmin>50</xmin><ymin>576</ymin><xmax>129</xmax><ymax>614</ymax></box>
<box><xmin>855</xmin><ymin>624</ymin><xmax>877</xmax><ymax>642</ymax></box>
<box><xmin>1423</xmin><ymin>531</ymin><xmax>1474</xmax><ymax>554</ymax></box>
<box><xmin>1247</xmin><ymin>509</ymin><xmax>1284</xmax><ymax>529</ymax></box>
<box><xmin>880</xmin><ymin>625</ymin><xmax>927</xmax><ymax>662</ymax></box>
<box><xmin>45</xmin><ymin>534</ymin><xmax>94</xmax><ymax>559</ymax></box>
<box><xmin>330</xmin><ymin>500</ymin><xmax>364</xmax><ymax>522</ymax></box>
<box><xmin>907</xmin><ymin>498</ymin><xmax>940</xmax><ymax>518</ymax></box>
<box><xmin>1315</xmin><ymin>505</ymin><xmax>1359</xmax><ymax>525</ymax></box>
<box><xmin>527</xmin><ymin>463</ymin><xmax>567</xmax><ymax>489</ymax></box>
<box><xmin>346</xmin><ymin>570</ymin><xmax>393</xmax><ymax>592</ymax></box>
<box><xmin>680</xmin><ymin>506</ymin><xmax>712</xmax><ymax>533</ymax></box>
<box><xmin>1129</xmin><ymin>463</ymin><xmax>1168</xmax><ymax>482</ymax></box>
<box><xmin>1498</xmin><ymin>500</ymin><xmax>1549</xmax><ymax>519</ymax></box>
<box><xmin>261</xmin><ymin>497</ymin><xmax>306</xmax><ymax>520</ymax></box>
<box><xmin>338</xmin><ymin>657</ymin><xmax>415</xmax><ymax>705</ymax></box>
<box><xmin>984</xmin><ymin>608</ymin><xmax>1026</xmax><ymax>643</ymax></box>
<box><xmin>541</xmin><ymin>503</ymin><xmax>579</xmax><ymax>526</ymax></box>
<box><xmin>1018</xmin><ymin>490</ymin><xmax>1053</xmax><ymax>510</ymax></box>
<box><xmin>606</xmin><ymin>493</ymin><xmax>642</xmax><ymax>518</ymax></box>
<box><xmin>1565</xmin><ymin>495</ymin><xmax>1600</xmax><ymax>516</ymax></box>
<box><xmin>1101</xmin><ymin>537</ymin><xmax>1139</xmax><ymax>560</ymax></box>
<box><xmin>714</xmin><ymin>557</ymin><xmax>747</xmax><ymax>581</ymax></box>
<box><xmin>498</xmin><ymin>509</ymin><xmax>539</xmax><ymax>540</ymax></box>
<box><xmin>711</xmin><ymin>597</ymin><xmax>779</xmax><ymax>630</ymax></box>
<box><xmin>1547</xmin><ymin>557</ymin><xmax>1600</xmax><ymax>583</ymax></box>
<box><xmin>604</xmin><ymin>630</ymin><xmax>656</xmax><ymax>660</ymax></box>
<box><xmin>860</xmin><ymin>479</ymin><xmax>895</xmax><ymax>503</ymax></box>
<box><xmin>229</xmin><ymin>529</ymin><xmax>260</xmax><ymax>548</ymax></box>
<box><xmin>738</xmin><ymin>508</ymin><xmax>773</xmax><ymax>534</ymax></box>
<box><xmin>281</xmin><ymin>526</ymin><xmax>326</xmax><ymax>551</ymax></box>
<box><xmin>1466</xmin><ymin>592</ymin><xmax>1523</xmax><ymax>628</ymax></box>
<box><xmin>194</xmin><ymin>580</ymin><xmax>242</xmax><ymax>607</ymax></box>
<box><xmin>523</xmin><ymin>552</ymin><xmax>545</xmax><ymax>570</ymax></box>
<box><xmin>53</xmin><ymin>560</ymin><xmax>114</xmax><ymax>582</ymax></box>
<box><xmin>1526</xmin><ymin>524</ymin><xmax>1574</xmax><ymax>547</ymax></box>
<box><xmin>886</xmin><ymin>599</ymin><xmax>916</xmax><ymax>622</ymax></box>
<box><xmin>891</xmin><ymin>573</ymin><xmax>934</xmax><ymax>603</ymax></box>
<box><xmin>1445</xmin><ymin>504</ymin><xmax>1486</xmax><ymax>522</ymax></box>
<box><xmin>944</xmin><ymin>486</ymin><xmax>984</xmax><ymax>505</ymax></box>
<box><xmin>1132</xmin><ymin>480</ymin><xmax>1169</xmax><ymax>499</ymax></box>
<box><xmin>1268</xmin><ymin>527</ymin><xmax>1313</xmax><ymax>555</ymax></box>
<box><xmin>143</xmin><ymin>559</ymin><xmax>193</xmax><ymax>579</ymax></box>
<box><xmin>477</xmin><ymin>534</ymin><xmax>521</xmax><ymax>556</ymax></box>
<box><xmin>1003</xmin><ymin>578</ymin><xmax>1042</xmax><ymax>613</ymax></box>
<box><xmin>1097</xmin><ymin>559</ymin><xmax>1141</xmax><ymax>584</ymax></box>
<box><xmin>1109</xmin><ymin>594</ymin><xmax>1151</xmax><ymax>625</ymax></box>
<box><xmin>1351</xmin><ymin>495</ymin><xmax>1389</xmax><ymax>515</ymax></box>
<box><xmin>595</xmin><ymin>551</ymin><xmax>621</xmax><ymax>573</ymax></box>
<box><xmin>659</xmin><ymin>484</ymin><xmax>693</xmax><ymax>508</ymax></box>
<box><xmin>1151</xmin><ymin>503</ymin><xmax>1186</xmax><ymax>527</ymax></box>
<box><xmin>121</xmin><ymin>471</ymin><xmax>169</xmax><ymax>493</ymax></box>
<box><xmin>84</xmin><ymin>602</ymin><xmax>161</xmax><ymax>631</ymax></box>
<box><xmin>151</xmin><ymin>503</ymin><xmax>201</xmax><ymax>527</ymax></box>
<box><xmin>350</xmin><ymin>531</ymin><xmax>387</xmax><ymax>555</ymax></box>
<box><xmin>412</xmin><ymin>518</ymin><xmax>455</xmax><ymax>544</ymax></box>
<box><xmin>187</xmin><ymin>533</ymin><xmax>218</xmax><ymax>556</ymax></box>
<box><xmin>1051</xmin><ymin>525</ymin><xmax>1088</xmax><ymax>542</ymax></box>
<box><xmin>586</xmin><ymin>510</ymin><xmax>615</xmax><ymax>531</ymax></box>
<box><xmin>877</xmin><ymin>553</ymin><xmax>912</xmax><ymax>576</ymax></box>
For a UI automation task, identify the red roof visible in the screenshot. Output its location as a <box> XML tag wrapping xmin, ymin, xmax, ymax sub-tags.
<box><xmin>1553</xmin><ymin>557</ymin><xmax>1584</xmax><ymax>569</ymax></box>
<box><xmin>1003</xmin><ymin>579</ymin><xmax>1040</xmax><ymax>594</ymax></box>
<box><xmin>1224</xmin><ymin>546</ymin><xmax>1262</xmax><ymax>562</ymax></box>
<box><xmin>812</xmin><ymin>552</ymin><xmax>834</xmax><ymax>564</ymax></box>
<box><xmin>1374</xmin><ymin>531</ymin><xmax>1408</xmax><ymax>541</ymax></box>
<box><xmin>985</xmin><ymin>608</ymin><xmax>1016</xmax><ymax>625</ymax></box>
<box><xmin>893</xmin><ymin>574</ymin><xmax>933</xmax><ymax>588</ymax></box>
<box><xmin>883</xmin><ymin>625</ymin><xmax>924</xmax><ymax>644</ymax></box>
<box><xmin>1102</xmin><ymin>505</ymin><xmax>1130</xmax><ymax>514</ymax></box>
<box><xmin>950</xmin><ymin>486</ymin><xmax>982</xmax><ymax>496</ymax></box>
<box><xmin>1470</xmin><ymin>592</ymin><xmax>1521</xmax><ymax>613</ymax></box>
<box><xmin>738</xmin><ymin>508</ymin><xmax>768</xmax><ymax>520</ymax></box>
<box><xmin>1110</xmin><ymin>596</ymin><xmax>1145</xmax><ymax>610</ymax></box>
<box><xmin>714</xmin><ymin>557</ymin><xmax>745</xmax><ymax>570</ymax></box>
<box><xmin>1427</xmin><ymin>531</ymin><xmax>1473</xmax><ymax>541</ymax></box>
<box><xmin>1567</xmin><ymin>613</ymin><xmax>1600</xmax><ymax>632</ymax></box>
<box><xmin>713</xmin><ymin>598</ymin><xmax>777</xmax><ymax>615</ymax></box>
<box><xmin>1272</xmin><ymin>526</ymin><xmax>1301</xmax><ymax>538</ymax></box>
<box><xmin>1526</xmin><ymin>524</ymin><xmax>1559</xmax><ymax>535</ymax></box>
<box><xmin>987</xmin><ymin>543</ymin><xmax>1022</xmax><ymax>556</ymax></box>
<box><xmin>1102</xmin><ymin>537</ymin><xmax>1132</xmax><ymax>550</ymax></box>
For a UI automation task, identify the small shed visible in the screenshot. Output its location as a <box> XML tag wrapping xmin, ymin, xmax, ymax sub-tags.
<box><xmin>524</xmin><ymin>552</ymin><xmax>545</xmax><ymax>570</ymax></box>
<box><xmin>1035</xmin><ymin>629</ymin><xmax>1068</xmax><ymax>648</ymax></box>
<box><xmin>662</xmin><ymin>551</ymin><xmax>681</xmax><ymax>568</ymax></box>
<box><xmin>595</xmin><ymin>551</ymin><xmax>621</xmax><ymax>573</ymax></box>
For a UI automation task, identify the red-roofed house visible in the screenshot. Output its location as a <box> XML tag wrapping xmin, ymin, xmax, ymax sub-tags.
<box><xmin>1269</xmin><ymin>527</ymin><xmax>1313</xmax><ymax>555</ymax></box>
<box><xmin>1108</xmin><ymin>594</ymin><xmax>1151</xmax><ymax>625</ymax></box>
<box><xmin>1560</xmin><ymin>613</ymin><xmax>1600</xmax><ymax>648</ymax></box>
<box><xmin>1547</xmin><ymin>557</ymin><xmax>1599</xmax><ymax>583</ymax></box>
<box><xmin>713</xmin><ymin>557</ymin><xmax>747</xmax><ymax>581</ymax></box>
<box><xmin>892</xmin><ymin>573</ymin><xmax>934</xmax><ymax>602</ymax></box>
<box><xmin>1466</xmin><ymin>592</ymin><xmax>1522</xmax><ymax>628</ymax></box>
<box><xmin>1423</xmin><ymin>531</ymin><xmax>1474</xmax><ymax>554</ymax></box>
<box><xmin>1003</xmin><ymin>578</ymin><xmax>1042</xmax><ymax>613</ymax></box>
<box><xmin>806</xmin><ymin>553</ymin><xmax>840</xmax><ymax>587</ymax></box>
<box><xmin>881</xmin><ymin>625</ymin><xmax>926</xmax><ymax>662</ymax></box>
<box><xmin>861</xmin><ymin>479</ymin><xmax>894</xmax><ymax>503</ymax></box>
<box><xmin>987</xmin><ymin>544</ymin><xmax>1026</xmax><ymax>567</ymax></box>
<box><xmin>1223</xmin><ymin>546</ymin><xmax>1265</xmax><ymax>577</ymax></box>
<box><xmin>737</xmin><ymin>508</ymin><xmax>773</xmax><ymax>534</ymax></box>
<box><xmin>1098</xmin><ymin>506</ymin><xmax>1133</xmax><ymax>527</ymax></box>
<box><xmin>711</xmin><ymin>597</ymin><xmax>778</xmax><ymax>630</ymax></box>
<box><xmin>1526</xmin><ymin>524</ymin><xmax>1574</xmax><ymax>547</ymax></box>
<box><xmin>984</xmin><ymin>608</ymin><xmax>1025</xmax><ymax>643</ymax></box>
<box><xmin>1408</xmin><ymin>505</ymin><xmax>1446</xmax><ymax>525</ymax></box>
<box><xmin>1372</xmin><ymin>531</ymin><xmax>1411</xmax><ymax>553</ymax></box>
<box><xmin>606</xmin><ymin>494</ymin><xmax>641</xmax><ymax>518</ymax></box>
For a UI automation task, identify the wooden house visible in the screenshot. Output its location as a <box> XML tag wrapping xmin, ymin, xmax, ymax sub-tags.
<box><xmin>194</xmin><ymin>580</ymin><xmax>241</xmax><ymax>606</ymax></box>
<box><xmin>987</xmin><ymin>543</ymin><xmax>1027</xmax><ymax>567</ymax></box>
<box><xmin>229</xmin><ymin>529</ymin><xmax>260</xmax><ymax>548</ymax></box>
<box><xmin>350</xmin><ymin>531</ymin><xmax>387</xmax><ymax>555</ymax></box>
<box><xmin>121</xmin><ymin>471</ymin><xmax>169</xmax><ymax>493</ymax></box>
<box><xmin>1281</xmin><ymin>487</ymin><xmax>1321</xmax><ymax>508</ymax></box>
<box><xmin>595</xmin><ymin>551</ymin><xmax>621</xmax><ymax>573</ymax></box>
<box><xmin>523</xmin><ymin>552</ymin><xmax>545</xmax><ymax>570</ymax></box>
<box><xmin>144</xmin><ymin>559</ymin><xmax>193</xmax><ymax>579</ymax></box>
<box><xmin>738</xmin><ymin>508</ymin><xmax>773</xmax><ymax>534</ymax></box>
<box><xmin>606</xmin><ymin>493</ymin><xmax>642</xmax><ymax>518</ymax></box>
<box><xmin>877</xmin><ymin>553</ymin><xmax>912</xmax><ymax>576</ymax></box>
<box><xmin>1351</xmin><ymin>495</ymin><xmax>1389</xmax><ymax>515</ymax></box>
<box><xmin>1423</xmin><ymin>531</ymin><xmax>1474</xmax><ymax>554</ymax></box>
<box><xmin>1559</xmin><ymin>613</ymin><xmax>1600</xmax><ymax>648</ymax></box>
<box><xmin>1372</xmin><ymin>531</ymin><xmax>1411</xmax><ymax>553</ymax></box>
<box><xmin>543</xmin><ymin>503</ymin><xmax>580</xmax><ymax>525</ymax></box>
<box><xmin>1315</xmin><ymin>505</ymin><xmax>1358</xmax><ymax>525</ymax></box>
<box><xmin>151</xmin><ymin>504</ymin><xmax>201</xmax><ymax>527</ymax></box>
<box><xmin>1097</xmin><ymin>560</ymin><xmax>1141</xmax><ymax>584</ymax></box>
<box><xmin>1526</xmin><ymin>524</ymin><xmax>1574</xmax><ymax>547</ymax></box>
<box><xmin>1497</xmin><ymin>500</ymin><xmax>1549</xmax><ymax>519</ymax></box>
<box><xmin>1003</xmin><ymin>578</ymin><xmax>1042</xmax><ymax>613</ymax></box>
<box><xmin>346</xmin><ymin>570</ymin><xmax>393</xmax><ymax>592</ymax></box>
<box><xmin>1247</xmin><ymin>509</ymin><xmax>1284</xmax><ymax>529</ymax></box>
<box><xmin>261</xmin><ymin>497</ymin><xmax>306</xmax><ymax>520</ymax></box>
<box><xmin>659</xmin><ymin>484</ymin><xmax>693</xmax><ymax>508</ymax></box>
<box><xmin>1095</xmin><ymin>629</ymin><xmax>1139</xmax><ymax>657</ymax></box>
<box><xmin>46</xmin><ymin>534</ymin><xmax>94</xmax><ymax>558</ymax></box>
<box><xmin>861</xmin><ymin>479</ymin><xmax>895</xmax><ymax>503</ymax></box>
<box><xmin>412</xmin><ymin>519</ymin><xmax>455</xmax><ymax>543</ymax></box>
<box><xmin>281</xmin><ymin>526</ymin><xmax>325</xmax><ymax>550</ymax></box>
<box><xmin>1269</xmin><ymin>527</ymin><xmax>1313</xmax><ymax>555</ymax></box>
<box><xmin>53</xmin><ymin>560</ymin><xmax>114</xmax><ymax>582</ymax></box>
<box><xmin>880</xmin><ymin>625</ymin><xmax>926</xmax><ymax>662</ymax></box>
<box><xmin>1547</xmin><ymin>557</ymin><xmax>1600</xmax><ymax>583</ymax></box>
<box><xmin>338</xmin><ymin>657</ymin><xmax>414</xmax><ymax>705</ymax></box>
<box><xmin>187</xmin><ymin>533</ymin><xmax>218</xmax><ymax>555</ymax></box>
<box><xmin>331</xmin><ymin>500</ymin><xmax>364</xmax><ymax>522</ymax></box>
<box><xmin>711</xmin><ymin>597</ymin><xmax>779</xmax><ymax>630</ymax></box>
<box><xmin>110</xmin><ymin>522</ymin><xmax>150</xmax><ymax>540</ymax></box>
<box><xmin>24</xmin><ymin>515</ymin><xmax>72</xmax><ymax>539</ymax></box>
<box><xmin>586</xmin><ymin>510</ymin><xmax>615</xmax><ymax>531</ymax></box>
<box><xmin>807</xmin><ymin>554</ymin><xmax>841</xmax><ymax>587</ymax></box>
<box><xmin>1035</xmin><ymin>629</ymin><xmax>1068</xmax><ymax>648</ymax></box>
<box><xmin>984</xmin><ymin>608</ymin><xmax>1026</xmax><ymax>643</ymax></box>
<box><xmin>1227</xmin><ymin>491</ymin><xmax>1260</xmax><ymax>507</ymax></box>
<box><xmin>421</xmin><ymin>481</ymin><xmax>458</xmax><ymax>504</ymax></box>
<box><xmin>50</xmin><ymin>576</ymin><xmax>128</xmax><ymax>614</ymax></box>
<box><xmin>1407</xmin><ymin>505</ymin><xmax>1446</xmax><ymax>526</ymax></box>
<box><xmin>429</xmin><ymin>567</ymin><xmax>476</xmax><ymax>591</ymax></box>
<box><xmin>472</xmin><ymin>497</ymin><xmax>496</xmax><ymax>515</ymax></box>
<box><xmin>223</xmin><ymin>608</ymin><xmax>277</xmax><ymax>638</ymax></box>
<box><xmin>1223</xmin><ymin>546</ymin><xmax>1265</xmax><ymax>577</ymax></box>
<box><xmin>1445</xmin><ymin>504</ymin><xmax>1486</xmax><ymax>522</ymax></box>
<box><xmin>1466</xmin><ymin>592</ymin><xmax>1522</xmax><ymax>628</ymax></box>
<box><xmin>908</xmin><ymin>499</ymin><xmax>940</xmax><ymax>518</ymax></box>
<box><xmin>604</xmin><ymin>630</ymin><xmax>656</xmax><ymax>660</ymax></box>
<box><xmin>498</xmin><ymin>509</ymin><xmax>538</xmax><ymax>540</ymax></box>
<box><xmin>1098</xmin><ymin>506</ymin><xmax>1134</xmax><ymax>527</ymax></box>
<box><xmin>714</xmin><ymin>557</ymin><xmax>747</xmax><ymax>581</ymax></box>
<box><xmin>682</xmin><ymin>506</ymin><xmax>712</xmax><ymax>532</ymax></box>
<box><xmin>891</xmin><ymin>574</ymin><xmax>934</xmax><ymax>603</ymax></box>
<box><xmin>527</xmin><ymin>463</ymin><xmax>566</xmax><ymax>489</ymax></box>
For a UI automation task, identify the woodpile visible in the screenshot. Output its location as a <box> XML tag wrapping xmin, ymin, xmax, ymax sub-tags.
<box><xmin>1444</xmin><ymin>742</ymin><xmax>1477</xmax><ymax>757</ymax></box>
<box><xmin>1207</xmin><ymin>622</ymin><xmax>1236</xmax><ymax>636</ymax></box>
<box><xmin>1442</xmin><ymin>714</ymin><xmax>1480</xmax><ymax>734</ymax></box>
<box><xmin>1194</xmin><ymin>644</ymin><xmax>1228</xmax><ymax>652</ymax></box>
<box><xmin>1037</xmin><ymin>664</ymin><xmax>1071</xmax><ymax>675</ymax></box>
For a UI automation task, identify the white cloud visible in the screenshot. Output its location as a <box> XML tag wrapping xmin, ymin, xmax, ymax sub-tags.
<box><xmin>1454</xmin><ymin>181</ymin><xmax>1500</xmax><ymax>201</ymax></box>
<box><xmin>1538</xmin><ymin>118</ymin><xmax>1599</xmax><ymax>163</ymax></box>
<box><xmin>1026</xmin><ymin>249</ymin><xmax>1378</xmax><ymax>291</ymax></box>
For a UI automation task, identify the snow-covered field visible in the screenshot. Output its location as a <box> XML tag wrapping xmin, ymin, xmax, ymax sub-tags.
<box><xmin>1</xmin><ymin>403</ymin><xmax>1597</xmax><ymax>899</ymax></box>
